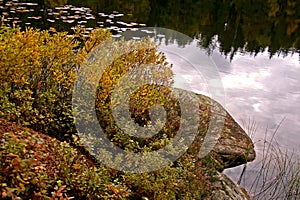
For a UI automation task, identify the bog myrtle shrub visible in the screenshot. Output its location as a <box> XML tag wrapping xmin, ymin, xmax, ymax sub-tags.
<box><xmin>0</xmin><ymin>25</ymin><xmax>111</xmax><ymax>141</ymax></box>
<box><xmin>0</xmin><ymin>24</ymin><xmax>218</xmax><ymax>199</ymax></box>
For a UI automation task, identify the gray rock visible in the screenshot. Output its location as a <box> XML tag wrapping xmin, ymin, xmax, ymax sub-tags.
<box><xmin>211</xmin><ymin>171</ymin><xmax>251</xmax><ymax>200</ymax></box>
<box><xmin>194</xmin><ymin>93</ymin><xmax>255</xmax><ymax>199</ymax></box>
<box><xmin>195</xmin><ymin>93</ymin><xmax>256</xmax><ymax>170</ymax></box>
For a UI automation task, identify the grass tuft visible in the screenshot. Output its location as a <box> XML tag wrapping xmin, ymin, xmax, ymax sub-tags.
<box><xmin>237</xmin><ymin>118</ymin><xmax>299</xmax><ymax>200</ymax></box>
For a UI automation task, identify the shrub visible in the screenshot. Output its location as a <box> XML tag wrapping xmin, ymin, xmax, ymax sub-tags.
<box><xmin>0</xmin><ymin>24</ymin><xmax>220</xmax><ymax>199</ymax></box>
<box><xmin>0</xmin><ymin>119</ymin><xmax>130</xmax><ymax>199</ymax></box>
<box><xmin>0</xmin><ymin>25</ymin><xmax>111</xmax><ymax>141</ymax></box>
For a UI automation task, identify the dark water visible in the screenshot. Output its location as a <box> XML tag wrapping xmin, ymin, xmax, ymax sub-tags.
<box><xmin>2</xmin><ymin>0</ymin><xmax>300</xmax><ymax>57</ymax></box>
<box><xmin>1</xmin><ymin>0</ymin><xmax>299</xmax><ymax>197</ymax></box>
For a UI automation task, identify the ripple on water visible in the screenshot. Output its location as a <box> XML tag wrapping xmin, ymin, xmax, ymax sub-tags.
<box><xmin>1</xmin><ymin>0</ymin><xmax>143</xmax><ymax>36</ymax></box>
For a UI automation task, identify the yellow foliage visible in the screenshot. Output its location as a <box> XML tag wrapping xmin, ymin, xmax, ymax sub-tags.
<box><xmin>0</xmin><ymin>24</ymin><xmax>111</xmax><ymax>138</ymax></box>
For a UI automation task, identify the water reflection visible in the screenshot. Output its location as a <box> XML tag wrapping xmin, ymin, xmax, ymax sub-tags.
<box><xmin>162</xmin><ymin>41</ymin><xmax>300</xmax><ymax>155</ymax></box>
<box><xmin>0</xmin><ymin>0</ymin><xmax>145</xmax><ymax>34</ymax></box>
<box><xmin>2</xmin><ymin>0</ymin><xmax>300</xmax><ymax>59</ymax></box>
<box><xmin>216</xmin><ymin>51</ymin><xmax>299</xmax><ymax>149</ymax></box>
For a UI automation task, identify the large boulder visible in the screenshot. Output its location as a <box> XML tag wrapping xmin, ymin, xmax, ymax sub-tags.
<box><xmin>194</xmin><ymin>93</ymin><xmax>255</xmax><ymax>199</ymax></box>
<box><xmin>195</xmin><ymin>93</ymin><xmax>255</xmax><ymax>170</ymax></box>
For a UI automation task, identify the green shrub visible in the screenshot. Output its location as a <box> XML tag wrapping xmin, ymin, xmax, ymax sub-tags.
<box><xmin>0</xmin><ymin>25</ymin><xmax>111</xmax><ymax>141</ymax></box>
<box><xmin>0</xmin><ymin>25</ymin><xmax>219</xmax><ymax>199</ymax></box>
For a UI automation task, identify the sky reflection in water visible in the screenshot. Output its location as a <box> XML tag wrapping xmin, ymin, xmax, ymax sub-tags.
<box><xmin>167</xmin><ymin>40</ymin><xmax>300</xmax><ymax>153</ymax></box>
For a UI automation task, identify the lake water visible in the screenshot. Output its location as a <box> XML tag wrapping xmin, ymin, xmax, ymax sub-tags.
<box><xmin>166</xmin><ymin>42</ymin><xmax>300</xmax><ymax>154</ymax></box>
<box><xmin>1</xmin><ymin>0</ymin><xmax>299</xmax><ymax>197</ymax></box>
